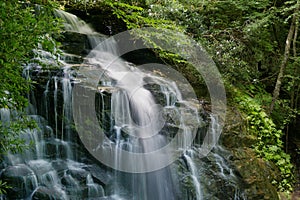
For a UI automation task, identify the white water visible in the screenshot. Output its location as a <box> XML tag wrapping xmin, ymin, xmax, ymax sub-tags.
<box><xmin>0</xmin><ymin>108</ymin><xmax>10</xmax><ymax>124</ymax></box>
<box><xmin>43</xmin><ymin>79</ymin><xmax>50</xmax><ymax>120</ymax></box>
<box><xmin>184</xmin><ymin>149</ymin><xmax>202</xmax><ymax>200</ymax></box>
<box><xmin>87</xmin><ymin>173</ymin><xmax>105</xmax><ymax>197</ymax></box>
<box><xmin>62</xmin><ymin>67</ymin><xmax>73</xmax><ymax>142</ymax></box>
<box><xmin>54</xmin><ymin>76</ymin><xmax>58</xmax><ymax>138</ymax></box>
<box><xmin>89</xmin><ymin>43</ymin><xmax>180</xmax><ymax>200</ymax></box>
<box><xmin>56</xmin><ymin>9</ymin><xmax>197</xmax><ymax>199</ymax></box>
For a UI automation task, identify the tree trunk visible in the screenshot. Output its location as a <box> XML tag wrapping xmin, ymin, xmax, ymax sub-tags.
<box><xmin>269</xmin><ymin>11</ymin><xmax>298</xmax><ymax>114</ymax></box>
<box><xmin>291</xmin><ymin>20</ymin><xmax>299</xmax><ymax>110</ymax></box>
<box><xmin>286</xmin><ymin>19</ymin><xmax>299</xmax><ymax>153</ymax></box>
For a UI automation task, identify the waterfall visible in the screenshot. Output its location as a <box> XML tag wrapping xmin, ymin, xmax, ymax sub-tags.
<box><xmin>84</xmin><ymin>41</ymin><xmax>181</xmax><ymax>200</ymax></box>
<box><xmin>0</xmin><ymin>9</ymin><xmax>246</xmax><ymax>200</ymax></box>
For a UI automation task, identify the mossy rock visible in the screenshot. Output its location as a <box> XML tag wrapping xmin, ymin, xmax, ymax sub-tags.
<box><xmin>221</xmin><ymin>107</ymin><xmax>256</xmax><ymax>148</ymax></box>
<box><xmin>231</xmin><ymin>148</ymin><xmax>280</xmax><ymax>200</ymax></box>
<box><xmin>222</xmin><ymin>107</ymin><xmax>280</xmax><ymax>199</ymax></box>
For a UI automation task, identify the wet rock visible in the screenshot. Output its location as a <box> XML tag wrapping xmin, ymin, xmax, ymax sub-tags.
<box><xmin>60</xmin><ymin>168</ymin><xmax>88</xmax><ymax>198</ymax></box>
<box><xmin>31</xmin><ymin>186</ymin><xmax>66</xmax><ymax>200</ymax></box>
<box><xmin>222</xmin><ymin>107</ymin><xmax>256</xmax><ymax>148</ymax></box>
<box><xmin>51</xmin><ymin>160</ymin><xmax>68</xmax><ymax>176</ymax></box>
<box><xmin>66</xmin><ymin>168</ymin><xmax>89</xmax><ymax>185</ymax></box>
<box><xmin>178</xmin><ymin>147</ymin><xmax>246</xmax><ymax>200</ymax></box>
<box><xmin>1</xmin><ymin>164</ymin><xmax>37</xmax><ymax>199</ymax></box>
<box><xmin>58</xmin><ymin>32</ymin><xmax>90</xmax><ymax>56</ymax></box>
<box><xmin>160</xmin><ymin>123</ymin><xmax>180</xmax><ymax>138</ymax></box>
<box><xmin>83</xmin><ymin>164</ymin><xmax>113</xmax><ymax>186</ymax></box>
<box><xmin>27</xmin><ymin>160</ymin><xmax>62</xmax><ymax>187</ymax></box>
<box><xmin>98</xmin><ymin>197</ymin><xmax>118</xmax><ymax>200</ymax></box>
<box><xmin>61</xmin><ymin>53</ymin><xmax>84</xmax><ymax>64</ymax></box>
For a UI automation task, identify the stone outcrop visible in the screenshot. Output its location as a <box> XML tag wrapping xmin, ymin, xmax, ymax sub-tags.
<box><xmin>222</xmin><ymin>107</ymin><xmax>280</xmax><ymax>200</ymax></box>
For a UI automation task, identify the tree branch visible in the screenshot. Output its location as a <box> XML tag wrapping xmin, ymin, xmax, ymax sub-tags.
<box><xmin>269</xmin><ymin>4</ymin><xmax>299</xmax><ymax>114</ymax></box>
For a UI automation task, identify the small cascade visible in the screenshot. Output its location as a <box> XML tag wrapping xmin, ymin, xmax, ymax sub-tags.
<box><xmin>54</xmin><ymin>9</ymin><xmax>118</xmax><ymax>54</ymax></box>
<box><xmin>43</xmin><ymin>79</ymin><xmax>50</xmax><ymax>120</ymax></box>
<box><xmin>0</xmin><ymin>108</ymin><xmax>10</xmax><ymax>124</ymax></box>
<box><xmin>54</xmin><ymin>10</ymin><xmax>93</xmax><ymax>34</ymax></box>
<box><xmin>62</xmin><ymin>169</ymin><xmax>82</xmax><ymax>197</ymax></box>
<box><xmin>62</xmin><ymin>67</ymin><xmax>73</xmax><ymax>142</ymax></box>
<box><xmin>28</xmin><ymin>160</ymin><xmax>60</xmax><ymax>187</ymax></box>
<box><xmin>54</xmin><ymin>76</ymin><xmax>58</xmax><ymax>138</ymax></box>
<box><xmin>178</xmin><ymin>115</ymin><xmax>246</xmax><ymax>200</ymax></box>
<box><xmin>86</xmin><ymin>174</ymin><xmax>105</xmax><ymax>198</ymax></box>
<box><xmin>159</xmin><ymin>81</ymin><xmax>181</xmax><ymax>107</ymax></box>
<box><xmin>183</xmin><ymin>149</ymin><xmax>202</xmax><ymax>200</ymax></box>
<box><xmin>0</xmin><ymin>9</ymin><xmax>247</xmax><ymax>200</ymax></box>
<box><xmin>23</xmin><ymin>65</ymin><xmax>38</xmax><ymax>115</ymax></box>
<box><xmin>181</xmin><ymin>146</ymin><xmax>246</xmax><ymax>200</ymax></box>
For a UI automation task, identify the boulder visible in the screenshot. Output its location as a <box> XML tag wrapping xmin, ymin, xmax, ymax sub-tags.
<box><xmin>1</xmin><ymin>164</ymin><xmax>37</xmax><ymax>199</ymax></box>
<box><xmin>31</xmin><ymin>186</ymin><xmax>67</xmax><ymax>200</ymax></box>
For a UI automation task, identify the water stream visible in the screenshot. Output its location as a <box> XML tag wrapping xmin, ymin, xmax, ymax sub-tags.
<box><xmin>0</xmin><ymin>10</ymin><xmax>246</xmax><ymax>200</ymax></box>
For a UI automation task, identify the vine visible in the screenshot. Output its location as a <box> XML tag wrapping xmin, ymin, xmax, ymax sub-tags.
<box><xmin>235</xmin><ymin>90</ymin><xmax>294</xmax><ymax>192</ymax></box>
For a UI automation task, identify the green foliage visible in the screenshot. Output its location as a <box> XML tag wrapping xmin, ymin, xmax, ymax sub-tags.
<box><xmin>105</xmin><ymin>1</ymin><xmax>144</xmax><ymax>29</ymax></box>
<box><xmin>0</xmin><ymin>0</ymin><xmax>60</xmax><ymax>148</ymax></box>
<box><xmin>0</xmin><ymin>180</ymin><xmax>11</xmax><ymax>195</ymax></box>
<box><xmin>104</xmin><ymin>0</ymin><xmax>205</xmax><ymax>89</ymax></box>
<box><xmin>271</xmin><ymin>99</ymin><xmax>298</xmax><ymax>130</ymax></box>
<box><xmin>109</xmin><ymin>0</ymin><xmax>280</xmax><ymax>87</ymax></box>
<box><xmin>0</xmin><ymin>115</ymin><xmax>36</xmax><ymax>157</ymax></box>
<box><xmin>196</xmin><ymin>0</ymin><xmax>280</xmax><ymax>85</ymax></box>
<box><xmin>105</xmin><ymin>0</ymin><xmax>182</xmax><ymax>30</ymax></box>
<box><xmin>236</xmin><ymin>91</ymin><xmax>294</xmax><ymax>192</ymax></box>
<box><xmin>0</xmin><ymin>1</ymin><xmax>61</xmax><ymax>194</ymax></box>
<box><xmin>0</xmin><ymin>0</ymin><xmax>61</xmax><ymax>110</ymax></box>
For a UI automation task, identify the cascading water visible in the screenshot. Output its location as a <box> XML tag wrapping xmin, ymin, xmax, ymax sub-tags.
<box><xmin>0</xmin><ymin>9</ymin><xmax>246</xmax><ymax>200</ymax></box>
<box><xmin>183</xmin><ymin>149</ymin><xmax>202</xmax><ymax>200</ymax></box>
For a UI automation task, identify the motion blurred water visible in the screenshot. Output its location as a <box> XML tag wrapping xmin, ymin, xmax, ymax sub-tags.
<box><xmin>0</xmin><ymin>10</ymin><xmax>246</xmax><ymax>200</ymax></box>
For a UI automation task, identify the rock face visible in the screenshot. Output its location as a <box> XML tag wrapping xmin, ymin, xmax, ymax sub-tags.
<box><xmin>32</xmin><ymin>186</ymin><xmax>66</xmax><ymax>200</ymax></box>
<box><xmin>232</xmin><ymin>149</ymin><xmax>279</xmax><ymax>200</ymax></box>
<box><xmin>222</xmin><ymin>107</ymin><xmax>280</xmax><ymax>200</ymax></box>
<box><xmin>58</xmin><ymin>32</ymin><xmax>90</xmax><ymax>55</ymax></box>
